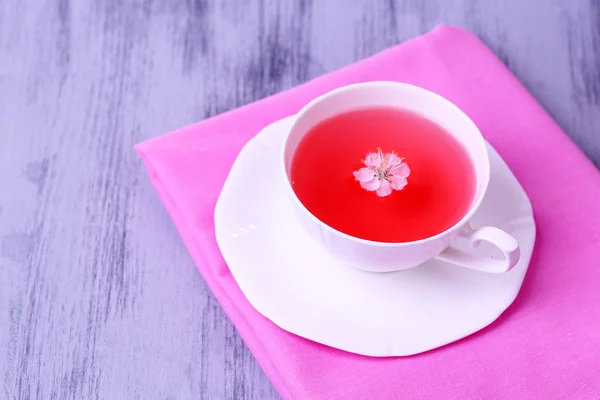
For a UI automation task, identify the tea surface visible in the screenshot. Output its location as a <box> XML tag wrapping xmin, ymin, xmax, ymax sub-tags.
<box><xmin>290</xmin><ymin>107</ymin><xmax>476</xmax><ymax>242</ymax></box>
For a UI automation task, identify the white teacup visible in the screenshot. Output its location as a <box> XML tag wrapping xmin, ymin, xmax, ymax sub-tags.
<box><xmin>282</xmin><ymin>82</ymin><xmax>520</xmax><ymax>273</ymax></box>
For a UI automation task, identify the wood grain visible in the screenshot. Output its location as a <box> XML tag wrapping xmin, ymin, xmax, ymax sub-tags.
<box><xmin>1</xmin><ymin>0</ymin><xmax>599</xmax><ymax>399</ymax></box>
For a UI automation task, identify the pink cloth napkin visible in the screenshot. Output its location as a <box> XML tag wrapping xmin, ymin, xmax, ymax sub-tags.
<box><xmin>136</xmin><ymin>26</ymin><xmax>600</xmax><ymax>400</ymax></box>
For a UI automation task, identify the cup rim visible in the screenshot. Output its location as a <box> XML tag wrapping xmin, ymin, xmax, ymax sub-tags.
<box><xmin>281</xmin><ymin>81</ymin><xmax>491</xmax><ymax>247</ymax></box>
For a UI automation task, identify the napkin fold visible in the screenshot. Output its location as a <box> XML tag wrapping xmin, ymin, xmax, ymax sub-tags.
<box><xmin>136</xmin><ymin>26</ymin><xmax>600</xmax><ymax>400</ymax></box>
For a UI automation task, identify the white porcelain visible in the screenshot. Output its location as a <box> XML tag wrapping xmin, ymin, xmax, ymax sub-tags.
<box><xmin>283</xmin><ymin>82</ymin><xmax>520</xmax><ymax>273</ymax></box>
<box><xmin>214</xmin><ymin>116</ymin><xmax>536</xmax><ymax>357</ymax></box>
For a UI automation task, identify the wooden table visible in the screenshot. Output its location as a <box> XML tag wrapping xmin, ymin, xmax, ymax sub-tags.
<box><xmin>1</xmin><ymin>1</ymin><xmax>599</xmax><ymax>398</ymax></box>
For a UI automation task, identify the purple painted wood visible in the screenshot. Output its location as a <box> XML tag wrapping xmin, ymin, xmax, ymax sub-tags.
<box><xmin>1</xmin><ymin>0</ymin><xmax>598</xmax><ymax>398</ymax></box>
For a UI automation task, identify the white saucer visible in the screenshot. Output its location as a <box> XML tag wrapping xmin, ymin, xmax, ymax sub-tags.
<box><xmin>215</xmin><ymin>116</ymin><xmax>536</xmax><ymax>357</ymax></box>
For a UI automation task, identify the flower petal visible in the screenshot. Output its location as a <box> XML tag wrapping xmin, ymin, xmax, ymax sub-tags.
<box><xmin>389</xmin><ymin>175</ymin><xmax>408</xmax><ymax>190</ymax></box>
<box><xmin>364</xmin><ymin>152</ymin><xmax>382</xmax><ymax>167</ymax></box>
<box><xmin>385</xmin><ymin>153</ymin><xmax>401</xmax><ymax>164</ymax></box>
<box><xmin>360</xmin><ymin>178</ymin><xmax>381</xmax><ymax>191</ymax></box>
<box><xmin>353</xmin><ymin>168</ymin><xmax>376</xmax><ymax>182</ymax></box>
<box><xmin>376</xmin><ymin>180</ymin><xmax>392</xmax><ymax>197</ymax></box>
<box><xmin>394</xmin><ymin>163</ymin><xmax>411</xmax><ymax>178</ymax></box>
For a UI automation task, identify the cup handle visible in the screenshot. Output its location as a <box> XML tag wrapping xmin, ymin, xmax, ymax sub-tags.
<box><xmin>434</xmin><ymin>223</ymin><xmax>520</xmax><ymax>273</ymax></box>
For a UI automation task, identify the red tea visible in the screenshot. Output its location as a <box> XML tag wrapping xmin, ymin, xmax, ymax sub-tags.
<box><xmin>290</xmin><ymin>107</ymin><xmax>476</xmax><ymax>243</ymax></box>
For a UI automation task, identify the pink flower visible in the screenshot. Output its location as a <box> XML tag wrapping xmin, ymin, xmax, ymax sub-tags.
<box><xmin>352</xmin><ymin>148</ymin><xmax>410</xmax><ymax>197</ymax></box>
